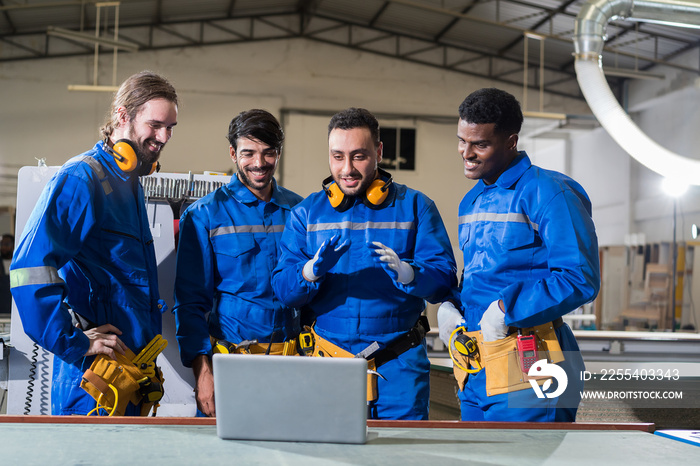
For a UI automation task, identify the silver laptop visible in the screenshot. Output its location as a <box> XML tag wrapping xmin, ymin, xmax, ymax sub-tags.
<box><xmin>213</xmin><ymin>353</ymin><xmax>368</xmax><ymax>444</ymax></box>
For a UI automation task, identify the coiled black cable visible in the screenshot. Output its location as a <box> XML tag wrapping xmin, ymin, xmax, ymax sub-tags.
<box><xmin>24</xmin><ymin>342</ymin><xmax>38</xmax><ymax>415</ymax></box>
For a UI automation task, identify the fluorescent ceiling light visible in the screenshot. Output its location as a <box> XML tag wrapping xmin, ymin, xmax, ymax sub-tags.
<box><xmin>522</xmin><ymin>111</ymin><xmax>567</xmax><ymax>120</ymax></box>
<box><xmin>67</xmin><ymin>85</ymin><xmax>120</xmax><ymax>92</ymax></box>
<box><xmin>46</xmin><ymin>26</ymin><xmax>139</xmax><ymax>52</ymax></box>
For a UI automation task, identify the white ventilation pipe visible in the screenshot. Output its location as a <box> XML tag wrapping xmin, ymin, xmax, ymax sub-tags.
<box><xmin>574</xmin><ymin>0</ymin><xmax>700</xmax><ymax>185</ymax></box>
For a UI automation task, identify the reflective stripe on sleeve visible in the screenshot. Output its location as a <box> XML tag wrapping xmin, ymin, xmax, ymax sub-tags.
<box><xmin>210</xmin><ymin>224</ymin><xmax>285</xmax><ymax>237</ymax></box>
<box><xmin>458</xmin><ymin>212</ymin><xmax>538</xmax><ymax>232</ymax></box>
<box><xmin>10</xmin><ymin>266</ymin><xmax>65</xmax><ymax>289</ymax></box>
<box><xmin>308</xmin><ymin>221</ymin><xmax>415</xmax><ymax>232</ymax></box>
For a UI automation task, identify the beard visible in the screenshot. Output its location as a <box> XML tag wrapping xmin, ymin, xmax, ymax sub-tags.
<box><xmin>237</xmin><ymin>165</ymin><xmax>274</xmax><ymax>191</ymax></box>
<box><xmin>127</xmin><ymin>123</ymin><xmax>161</xmax><ymax>167</ymax></box>
<box><xmin>132</xmin><ymin>138</ymin><xmax>160</xmax><ymax>168</ymax></box>
<box><xmin>333</xmin><ymin>172</ymin><xmax>376</xmax><ymax>198</ymax></box>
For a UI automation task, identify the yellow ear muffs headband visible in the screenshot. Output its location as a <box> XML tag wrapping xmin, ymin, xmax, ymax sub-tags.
<box><xmin>106</xmin><ymin>139</ymin><xmax>158</xmax><ymax>176</ymax></box>
<box><xmin>322</xmin><ymin>167</ymin><xmax>393</xmax><ymax>211</ymax></box>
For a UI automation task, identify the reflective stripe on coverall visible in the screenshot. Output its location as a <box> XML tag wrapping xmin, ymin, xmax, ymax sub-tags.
<box><xmin>456</xmin><ymin>152</ymin><xmax>600</xmax><ymax>422</ymax></box>
<box><xmin>10</xmin><ymin>141</ymin><xmax>163</xmax><ymax>415</ymax></box>
<box><xmin>173</xmin><ymin>176</ymin><xmax>303</xmax><ymax>367</ymax></box>
<box><xmin>272</xmin><ymin>181</ymin><xmax>457</xmax><ymax>420</ymax></box>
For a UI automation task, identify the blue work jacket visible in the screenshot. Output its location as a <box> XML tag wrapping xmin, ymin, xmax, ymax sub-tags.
<box><xmin>272</xmin><ymin>181</ymin><xmax>458</xmax><ymax>352</ymax></box>
<box><xmin>458</xmin><ymin>151</ymin><xmax>601</xmax><ymax>330</ymax></box>
<box><xmin>10</xmin><ymin>141</ymin><xmax>163</xmax><ymax>415</ymax></box>
<box><xmin>173</xmin><ymin>176</ymin><xmax>303</xmax><ymax>367</ymax></box>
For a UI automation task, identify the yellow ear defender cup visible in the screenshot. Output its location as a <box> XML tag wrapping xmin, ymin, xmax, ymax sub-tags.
<box><xmin>324</xmin><ymin>180</ymin><xmax>346</xmax><ymax>210</ymax></box>
<box><xmin>110</xmin><ymin>139</ymin><xmax>139</xmax><ymax>173</ymax></box>
<box><xmin>146</xmin><ymin>161</ymin><xmax>159</xmax><ymax>176</ymax></box>
<box><xmin>365</xmin><ymin>178</ymin><xmax>390</xmax><ymax>206</ymax></box>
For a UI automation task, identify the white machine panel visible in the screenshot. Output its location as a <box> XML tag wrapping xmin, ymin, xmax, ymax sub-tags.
<box><xmin>7</xmin><ymin>167</ymin><xmax>230</xmax><ymax>416</ymax></box>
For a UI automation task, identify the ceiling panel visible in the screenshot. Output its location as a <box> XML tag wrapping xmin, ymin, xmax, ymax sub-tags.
<box><xmin>0</xmin><ymin>0</ymin><xmax>697</xmax><ymax>101</ymax></box>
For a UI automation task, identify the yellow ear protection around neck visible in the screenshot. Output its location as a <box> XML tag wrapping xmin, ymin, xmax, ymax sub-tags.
<box><xmin>106</xmin><ymin>139</ymin><xmax>159</xmax><ymax>176</ymax></box>
<box><xmin>322</xmin><ymin>168</ymin><xmax>393</xmax><ymax>212</ymax></box>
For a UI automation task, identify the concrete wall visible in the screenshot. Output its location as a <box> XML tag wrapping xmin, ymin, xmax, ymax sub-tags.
<box><xmin>0</xmin><ymin>38</ymin><xmax>589</xmax><ymax>238</ymax></box>
<box><xmin>2</xmin><ymin>37</ymin><xmax>700</xmax><ymax>326</ymax></box>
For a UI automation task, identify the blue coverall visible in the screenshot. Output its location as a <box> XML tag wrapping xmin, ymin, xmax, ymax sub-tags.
<box><xmin>457</xmin><ymin>151</ymin><xmax>600</xmax><ymax>422</ymax></box>
<box><xmin>173</xmin><ymin>176</ymin><xmax>303</xmax><ymax>367</ymax></box>
<box><xmin>10</xmin><ymin>141</ymin><xmax>164</xmax><ymax>415</ymax></box>
<box><xmin>272</xmin><ymin>181</ymin><xmax>457</xmax><ymax>420</ymax></box>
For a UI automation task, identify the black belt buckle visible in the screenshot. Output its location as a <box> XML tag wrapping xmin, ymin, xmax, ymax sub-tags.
<box><xmin>405</xmin><ymin>315</ymin><xmax>430</xmax><ymax>349</ymax></box>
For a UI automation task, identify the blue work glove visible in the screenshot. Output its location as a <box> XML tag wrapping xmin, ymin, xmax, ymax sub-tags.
<box><xmin>368</xmin><ymin>241</ymin><xmax>415</xmax><ymax>284</ymax></box>
<box><xmin>479</xmin><ymin>300</ymin><xmax>508</xmax><ymax>342</ymax></box>
<box><xmin>303</xmin><ymin>235</ymin><xmax>350</xmax><ymax>282</ymax></box>
<box><xmin>437</xmin><ymin>301</ymin><xmax>466</xmax><ymax>347</ymax></box>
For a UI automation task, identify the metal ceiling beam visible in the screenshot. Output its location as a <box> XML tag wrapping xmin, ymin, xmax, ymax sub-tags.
<box><xmin>370</xmin><ymin>2</ymin><xmax>391</xmax><ymax>27</ymax></box>
<box><xmin>0</xmin><ymin>10</ymin><xmax>615</xmax><ymax>100</ymax></box>
<box><xmin>0</xmin><ymin>0</ymin><xmax>16</xmax><ymax>34</ymax></box>
<box><xmin>228</xmin><ymin>0</ymin><xmax>237</xmax><ymax>18</ymax></box>
<box><xmin>434</xmin><ymin>1</ymin><xmax>477</xmax><ymax>42</ymax></box>
<box><xmin>381</xmin><ymin>0</ymin><xmax>698</xmax><ymax>72</ymax></box>
<box><xmin>5</xmin><ymin>7</ymin><xmax>697</xmax><ymax>101</ymax></box>
<box><xmin>0</xmin><ymin>36</ymin><xmax>41</xmax><ymax>56</ymax></box>
<box><xmin>498</xmin><ymin>0</ymin><xmax>577</xmax><ymax>55</ymax></box>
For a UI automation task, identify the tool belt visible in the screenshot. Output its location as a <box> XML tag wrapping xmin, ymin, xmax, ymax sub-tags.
<box><xmin>81</xmin><ymin>334</ymin><xmax>168</xmax><ymax>416</ymax></box>
<box><xmin>308</xmin><ymin>316</ymin><xmax>430</xmax><ymax>402</ymax></box>
<box><xmin>211</xmin><ymin>336</ymin><xmax>299</xmax><ymax>356</ymax></box>
<box><xmin>450</xmin><ymin>318</ymin><xmax>564</xmax><ymax>396</ymax></box>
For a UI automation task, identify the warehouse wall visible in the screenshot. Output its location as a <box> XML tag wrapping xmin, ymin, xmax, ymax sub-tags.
<box><xmin>1</xmin><ymin>37</ymin><xmax>699</xmax><ymax>250</ymax></box>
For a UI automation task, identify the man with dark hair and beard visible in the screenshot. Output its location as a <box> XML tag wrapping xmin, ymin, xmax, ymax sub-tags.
<box><xmin>10</xmin><ymin>71</ymin><xmax>178</xmax><ymax>415</ymax></box>
<box><xmin>272</xmin><ymin>107</ymin><xmax>457</xmax><ymax>420</ymax></box>
<box><xmin>173</xmin><ymin>109</ymin><xmax>303</xmax><ymax>417</ymax></box>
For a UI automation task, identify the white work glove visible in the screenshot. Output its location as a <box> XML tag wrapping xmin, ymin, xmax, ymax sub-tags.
<box><xmin>303</xmin><ymin>235</ymin><xmax>350</xmax><ymax>282</ymax></box>
<box><xmin>368</xmin><ymin>241</ymin><xmax>415</xmax><ymax>285</ymax></box>
<box><xmin>479</xmin><ymin>300</ymin><xmax>508</xmax><ymax>342</ymax></box>
<box><xmin>437</xmin><ymin>301</ymin><xmax>465</xmax><ymax>347</ymax></box>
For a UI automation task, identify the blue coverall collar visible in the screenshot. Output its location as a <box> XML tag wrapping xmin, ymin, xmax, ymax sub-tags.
<box><xmin>494</xmin><ymin>151</ymin><xmax>531</xmax><ymax>189</ymax></box>
<box><xmin>472</xmin><ymin>151</ymin><xmax>531</xmax><ymax>196</ymax></box>
<box><xmin>229</xmin><ymin>175</ymin><xmax>293</xmax><ymax>209</ymax></box>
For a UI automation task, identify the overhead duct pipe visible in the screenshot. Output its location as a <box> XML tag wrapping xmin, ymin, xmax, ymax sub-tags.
<box><xmin>574</xmin><ymin>0</ymin><xmax>700</xmax><ymax>185</ymax></box>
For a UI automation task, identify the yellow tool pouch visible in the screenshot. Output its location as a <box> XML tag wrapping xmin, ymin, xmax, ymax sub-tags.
<box><xmin>310</xmin><ymin>328</ymin><xmax>378</xmax><ymax>402</ymax></box>
<box><xmin>80</xmin><ymin>334</ymin><xmax>167</xmax><ymax>416</ymax></box>
<box><xmin>210</xmin><ymin>337</ymin><xmax>298</xmax><ymax>356</ymax></box>
<box><xmin>450</xmin><ymin>321</ymin><xmax>564</xmax><ymax>396</ymax></box>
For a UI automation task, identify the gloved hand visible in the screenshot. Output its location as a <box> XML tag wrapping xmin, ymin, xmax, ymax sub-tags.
<box><xmin>368</xmin><ymin>241</ymin><xmax>415</xmax><ymax>284</ymax></box>
<box><xmin>437</xmin><ymin>301</ymin><xmax>465</xmax><ymax>347</ymax></box>
<box><xmin>479</xmin><ymin>300</ymin><xmax>508</xmax><ymax>342</ymax></box>
<box><xmin>303</xmin><ymin>235</ymin><xmax>350</xmax><ymax>282</ymax></box>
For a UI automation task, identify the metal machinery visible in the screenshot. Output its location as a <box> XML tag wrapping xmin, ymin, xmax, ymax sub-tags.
<box><xmin>4</xmin><ymin>165</ymin><xmax>229</xmax><ymax>415</ymax></box>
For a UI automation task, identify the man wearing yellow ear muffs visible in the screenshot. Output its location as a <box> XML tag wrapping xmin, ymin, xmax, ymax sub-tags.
<box><xmin>272</xmin><ymin>107</ymin><xmax>458</xmax><ymax>420</ymax></box>
<box><xmin>10</xmin><ymin>71</ymin><xmax>178</xmax><ymax>415</ymax></box>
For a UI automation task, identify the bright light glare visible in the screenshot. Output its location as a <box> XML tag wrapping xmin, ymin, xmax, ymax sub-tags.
<box><xmin>661</xmin><ymin>178</ymin><xmax>689</xmax><ymax>198</ymax></box>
